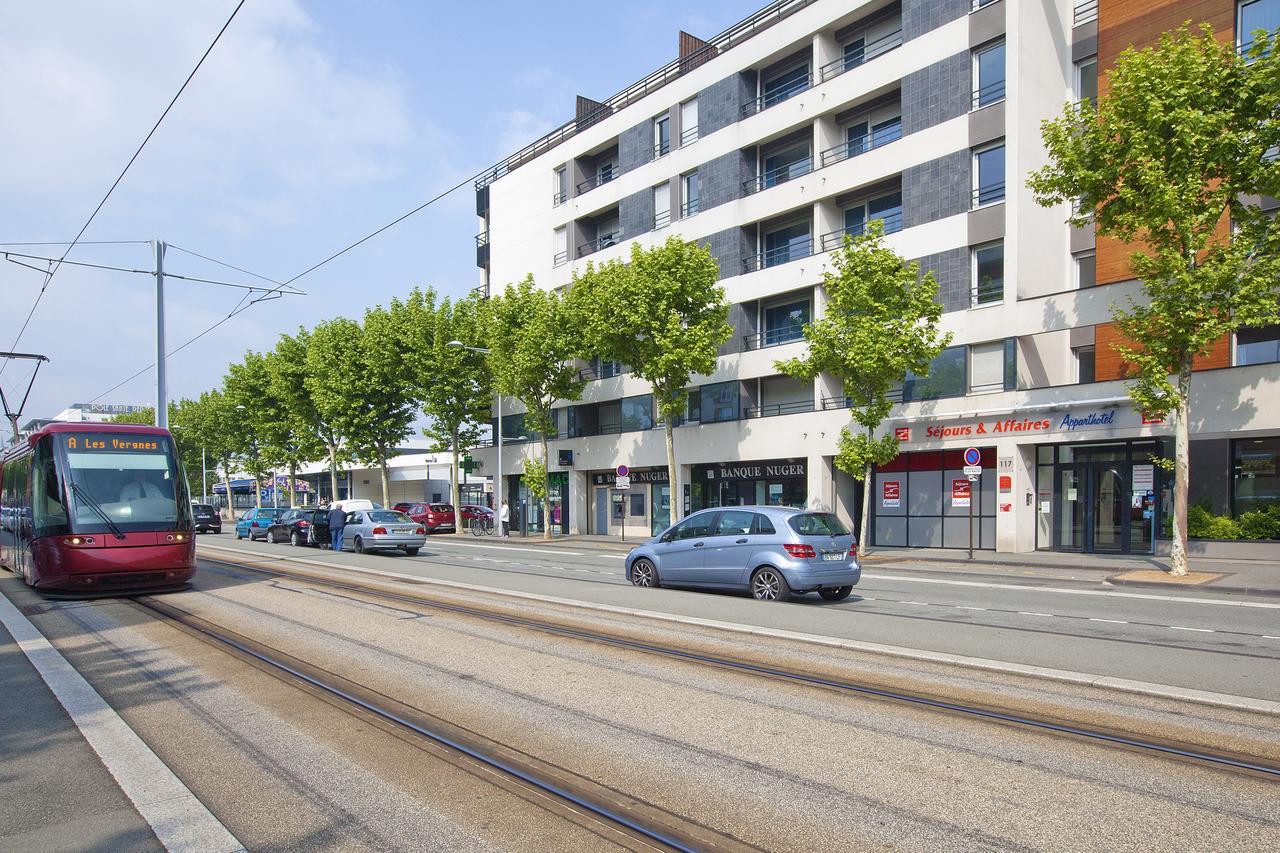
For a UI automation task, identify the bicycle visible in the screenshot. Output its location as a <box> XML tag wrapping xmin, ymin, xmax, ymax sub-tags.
<box><xmin>470</xmin><ymin>515</ymin><xmax>495</xmax><ymax>536</ymax></box>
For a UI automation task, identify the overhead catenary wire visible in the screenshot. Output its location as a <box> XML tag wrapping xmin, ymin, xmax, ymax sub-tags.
<box><xmin>1</xmin><ymin>0</ymin><xmax>248</xmax><ymax>367</ymax></box>
<box><xmin>1</xmin><ymin>249</ymin><xmax>304</xmax><ymax>295</ymax></box>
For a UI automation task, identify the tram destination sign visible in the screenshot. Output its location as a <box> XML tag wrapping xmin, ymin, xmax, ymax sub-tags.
<box><xmin>64</xmin><ymin>433</ymin><xmax>163</xmax><ymax>453</ymax></box>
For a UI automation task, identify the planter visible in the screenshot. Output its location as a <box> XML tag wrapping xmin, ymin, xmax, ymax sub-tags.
<box><xmin>1155</xmin><ymin>538</ymin><xmax>1280</xmax><ymax>560</ymax></box>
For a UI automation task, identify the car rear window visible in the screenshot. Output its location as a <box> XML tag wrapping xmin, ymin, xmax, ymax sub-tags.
<box><xmin>260</xmin><ymin>508</ymin><xmax>286</xmax><ymax>518</ymax></box>
<box><xmin>787</xmin><ymin>513</ymin><xmax>850</xmax><ymax>536</ymax></box>
<box><xmin>430</xmin><ymin>504</ymin><xmax>453</xmax><ymax>513</ymax></box>
<box><xmin>369</xmin><ymin>510</ymin><xmax>412</xmax><ymax>523</ymax></box>
<box><xmin>193</xmin><ymin>504</ymin><xmax>213</xmax><ymax>512</ymax></box>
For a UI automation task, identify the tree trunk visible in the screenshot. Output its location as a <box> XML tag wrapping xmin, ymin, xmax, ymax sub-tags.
<box><xmin>328</xmin><ymin>444</ymin><xmax>339</xmax><ymax>504</ymax></box>
<box><xmin>1168</xmin><ymin>359</ymin><xmax>1193</xmax><ymax>577</ymax></box>
<box><xmin>540</xmin><ymin>433</ymin><xmax>552</xmax><ymax>541</ymax></box>
<box><xmin>665</xmin><ymin>419</ymin><xmax>679</xmax><ymax>526</ymax></box>
<box><xmin>378</xmin><ymin>448</ymin><xmax>392</xmax><ymax>508</ymax></box>
<box><xmin>859</xmin><ymin>458</ymin><xmax>873</xmax><ymax>558</ymax></box>
<box><xmin>221</xmin><ymin>462</ymin><xmax>234</xmax><ymax>520</ymax></box>
<box><xmin>288</xmin><ymin>463</ymin><xmax>298</xmax><ymax>508</ymax></box>
<box><xmin>451</xmin><ymin>431</ymin><xmax>463</xmax><ymax>534</ymax></box>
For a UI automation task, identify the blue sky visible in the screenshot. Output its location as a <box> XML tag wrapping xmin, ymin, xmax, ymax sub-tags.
<box><xmin>0</xmin><ymin>0</ymin><xmax>751</xmax><ymax>429</ymax></box>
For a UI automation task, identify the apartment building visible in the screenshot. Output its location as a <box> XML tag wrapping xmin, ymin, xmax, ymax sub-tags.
<box><xmin>472</xmin><ymin>0</ymin><xmax>1280</xmax><ymax>554</ymax></box>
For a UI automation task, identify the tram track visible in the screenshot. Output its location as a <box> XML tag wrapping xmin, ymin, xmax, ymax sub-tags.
<box><xmin>192</xmin><ymin>553</ymin><xmax>1280</xmax><ymax>783</ymax></box>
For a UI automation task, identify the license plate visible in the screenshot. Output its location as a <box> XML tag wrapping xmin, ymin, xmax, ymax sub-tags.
<box><xmin>394</xmin><ymin>527</ymin><xmax>413</xmax><ymax>534</ymax></box>
<box><xmin>822</xmin><ymin>552</ymin><xmax>845</xmax><ymax>561</ymax></box>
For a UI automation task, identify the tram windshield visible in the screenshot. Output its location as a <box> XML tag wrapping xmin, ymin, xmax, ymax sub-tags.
<box><xmin>59</xmin><ymin>433</ymin><xmax>193</xmax><ymax>534</ymax></box>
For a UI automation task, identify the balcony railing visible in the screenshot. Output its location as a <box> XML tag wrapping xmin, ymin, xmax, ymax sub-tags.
<box><xmin>973</xmin><ymin>182</ymin><xmax>1006</xmax><ymax>208</ymax></box>
<box><xmin>742</xmin><ymin>324</ymin><xmax>806</xmax><ymax>350</ymax></box>
<box><xmin>742</xmin><ymin>156</ymin><xmax>813</xmax><ymax>195</ymax></box>
<box><xmin>474</xmin><ymin>231</ymin><xmax>488</xmax><ymax>247</ymax></box>
<box><xmin>654</xmin><ymin>138</ymin><xmax>670</xmax><ymax>158</ymax></box>
<box><xmin>819</xmin><ymin>28</ymin><xmax>903</xmax><ymax>83</ymax></box>
<box><xmin>741</xmin><ymin>72</ymin><xmax>812</xmax><ymax>117</ymax></box>
<box><xmin>972</xmin><ymin>78</ymin><xmax>1006</xmax><ymax>110</ymax></box>
<box><xmin>742</xmin><ymin>236</ymin><xmax>813</xmax><ymax>273</ymax></box>
<box><xmin>680</xmin><ymin>125</ymin><xmax>699</xmax><ymax>145</ymax></box>
<box><xmin>819</xmin><ymin>211</ymin><xmax>904</xmax><ymax>251</ymax></box>
<box><xmin>972</xmin><ymin>276</ymin><xmax>1004</xmax><ymax>306</ymax></box>
<box><xmin>553</xmin><ymin>190</ymin><xmax>568</xmax><ymax>206</ymax></box>
<box><xmin>553</xmin><ymin>249</ymin><xmax>569</xmax><ymax>266</ymax></box>
<box><xmin>577</xmin><ymin>231</ymin><xmax>620</xmax><ymax>259</ymax></box>
<box><xmin>576</xmin><ymin>169</ymin><xmax>616</xmax><ymax>195</ymax></box>
<box><xmin>820</xmin><ymin>395</ymin><xmax>852</xmax><ymax>411</ymax></box>
<box><xmin>681</xmin><ymin>198</ymin><xmax>700</xmax><ymax>217</ymax></box>
<box><xmin>1073</xmin><ymin>0</ymin><xmax>1098</xmax><ymax>26</ymax></box>
<box><xmin>654</xmin><ymin>209</ymin><xmax>671</xmax><ymax>229</ymax></box>
<box><xmin>743</xmin><ymin>399</ymin><xmax>815</xmax><ymax>419</ymax></box>
<box><xmin>819</xmin><ymin>120</ymin><xmax>902</xmax><ymax>167</ymax></box>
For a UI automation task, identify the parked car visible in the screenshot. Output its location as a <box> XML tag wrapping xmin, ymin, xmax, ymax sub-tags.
<box><xmin>341</xmin><ymin>509</ymin><xmax>426</xmax><ymax>555</ymax></box>
<box><xmin>192</xmin><ymin>503</ymin><xmax>222</xmax><ymax>534</ymax></box>
<box><xmin>393</xmin><ymin>502</ymin><xmax>457</xmax><ymax>533</ymax></box>
<box><xmin>624</xmin><ymin>506</ymin><xmax>860</xmax><ymax>602</ymax></box>
<box><xmin>265</xmin><ymin>507</ymin><xmax>324</xmax><ymax>546</ymax></box>
<box><xmin>235</xmin><ymin>507</ymin><xmax>288</xmax><ymax>541</ymax></box>
<box><xmin>461</xmin><ymin>504</ymin><xmax>493</xmax><ymax>523</ymax></box>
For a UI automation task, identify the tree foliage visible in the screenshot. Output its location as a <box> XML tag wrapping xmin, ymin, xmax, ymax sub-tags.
<box><xmin>1027</xmin><ymin>24</ymin><xmax>1280</xmax><ymax>573</ymax></box>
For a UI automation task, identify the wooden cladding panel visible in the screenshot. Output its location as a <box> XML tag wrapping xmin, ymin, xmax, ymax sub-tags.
<box><xmin>1094</xmin><ymin>322</ymin><xmax>1231</xmax><ymax>381</ymax></box>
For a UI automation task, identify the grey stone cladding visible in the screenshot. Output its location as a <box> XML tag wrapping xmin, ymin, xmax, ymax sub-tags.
<box><xmin>721</xmin><ymin>300</ymin><xmax>760</xmax><ymax>357</ymax></box>
<box><xmin>697</xmin><ymin>148</ymin><xmax>755</xmax><ymax>212</ymax></box>
<box><xmin>903</xmin><ymin>149</ymin><xmax>970</xmax><ymax>229</ymax></box>
<box><xmin>619</xmin><ymin>187</ymin><xmax>656</xmax><ymax>241</ymax></box>
<box><xmin>618</xmin><ymin>119</ymin><xmax>652</xmax><ymax>175</ymax></box>
<box><xmin>902</xmin><ymin>52</ymin><xmax>971</xmax><ymax>136</ymax></box>
<box><xmin>695</xmin><ymin>225</ymin><xmax>754</xmax><ymax>284</ymax></box>
<box><xmin>698</xmin><ymin>70</ymin><xmax>757</xmax><ymax>137</ymax></box>
<box><xmin>914</xmin><ymin>246</ymin><xmax>970</xmax><ymax>313</ymax></box>
<box><xmin>902</xmin><ymin>0</ymin><xmax>970</xmax><ymax>42</ymax></box>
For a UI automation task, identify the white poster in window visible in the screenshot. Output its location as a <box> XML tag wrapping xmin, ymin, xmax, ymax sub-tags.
<box><xmin>1132</xmin><ymin>464</ymin><xmax>1154</xmax><ymax>492</ymax></box>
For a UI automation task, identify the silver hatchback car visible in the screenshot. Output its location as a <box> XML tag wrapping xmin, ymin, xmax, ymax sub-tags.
<box><xmin>625</xmin><ymin>506</ymin><xmax>859</xmax><ymax>602</ymax></box>
<box><xmin>341</xmin><ymin>509</ymin><xmax>427</xmax><ymax>556</ymax></box>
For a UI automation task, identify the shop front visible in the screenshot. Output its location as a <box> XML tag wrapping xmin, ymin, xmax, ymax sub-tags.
<box><xmin>589</xmin><ymin>468</ymin><xmax>670</xmax><ymax>536</ymax></box>
<box><xmin>1035</xmin><ymin>440</ymin><xmax>1164</xmax><ymax>554</ymax></box>
<box><xmin>872</xmin><ymin>448</ymin><xmax>997</xmax><ymax>549</ymax></box>
<box><xmin>505</xmin><ymin>472</ymin><xmax>569</xmax><ymax>535</ymax></box>
<box><xmin>690</xmin><ymin>458</ymin><xmax>807</xmax><ymax>512</ymax></box>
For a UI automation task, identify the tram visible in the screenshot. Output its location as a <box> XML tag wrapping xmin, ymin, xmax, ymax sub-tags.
<box><xmin>0</xmin><ymin>422</ymin><xmax>196</xmax><ymax>592</ymax></box>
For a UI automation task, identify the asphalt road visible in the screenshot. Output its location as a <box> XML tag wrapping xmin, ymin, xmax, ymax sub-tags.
<box><xmin>202</xmin><ymin>532</ymin><xmax>1280</xmax><ymax>702</ymax></box>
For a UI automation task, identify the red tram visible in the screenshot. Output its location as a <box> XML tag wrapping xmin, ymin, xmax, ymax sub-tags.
<box><xmin>0</xmin><ymin>423</ymin><xmax>196</xmax><ymax>592</ymax></box>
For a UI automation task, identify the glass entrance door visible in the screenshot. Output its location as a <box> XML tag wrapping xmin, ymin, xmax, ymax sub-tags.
<box><xmin>1090</xmin><ymin>464</ymin><xmax>1126</xmax><ymax>553</ymax></box>
<box><xmin>1058</xmin><ymin>467</ymin><xmax>1085</xmax><ymax>550</ymax></box>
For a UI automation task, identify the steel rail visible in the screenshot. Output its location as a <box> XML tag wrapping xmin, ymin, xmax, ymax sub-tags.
<box><xmin>196</xmin><ymin>553</ymin><xmax>1280</xmax><ymax>781</ymax></box>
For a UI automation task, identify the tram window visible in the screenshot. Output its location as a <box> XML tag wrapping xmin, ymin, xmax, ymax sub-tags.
<box><xmin>32</xmin><ymin>440</ymin><xmax>69</xmax><ymax>537</ymax></box>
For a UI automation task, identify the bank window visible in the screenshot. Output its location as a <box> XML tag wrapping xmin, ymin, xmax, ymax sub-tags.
<box><xmin>1074</xmin><ymin>345</ymin><xmax>1096</xmax><ymax>383</ymax></box>
<box><xmin>620</xmin><ymin>394</ymin><xmax>654</xmax><ymax>431</ymax></box>
<box><xmin>968</xmin><ymin>341</ymin><xmax>1005</xmax><ymax>395</ymax></box>
<box><xmin>630</xmin><ymin>493</ymin><xmax>646</xmax><ymax>516</ymax></box>
<box><xmin>1075</xmin><ymin>251</ymin><xmax>1096</xmax><ymax>288</ymax></box>
<box><xmin>1076</xmin><ymin>57</ymin><xmax>1098</xmax><ymax>106</ymax></box>
<box><xmin>1236</xmin><ymin>325</ymin><xmax>1280</xmax><ymax>365</ymax></box>
<box><xmin>700</xmin><ymin>381</ymin><xmax>739</xmax><ymax>423</ymax></box>
<box><xmin>1240</xmin><ymin>0</ymin><xmax>1280</xmax><ymax>54</ymax></box>
<box><xmin>903</xmin><ymin>346</ymin><xmax>967</xmax><ymax>402</ymax></box>
<box><xmin>1233</xmin><ymin>436</ymin><xmax>1280</xmax><ymax>513</ymax></box>
<box><xmin>972</xmin><ymin>241</ymin><xmax>1004</xmax><ymax>306</ymax></box>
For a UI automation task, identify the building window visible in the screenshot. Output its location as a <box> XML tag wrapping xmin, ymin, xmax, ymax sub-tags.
<box><xmin>684</xmin><ymin>389</ymin><xmax>701</xmax><ymax>424</ymax></box>
<box><xmin>620</xmin><ymin>394</ymin><xmax>654</xmax><ymax>431</ymax></box>
<box><xmin>762</xmin><ymin>299</ymin><xmax>810</xmax><ymax>347</ymax></box>
<box><xmin>553</xmin><ymin>166</ymin><xmax>568</xmax><ymax>206</ymax></box>
<box><xmin>699</xmin><ymin>382</ymin><xmax>739</xmax><ymax>423</ymax></box>
<box><xmin>594</xmin><ymin>357</ymin><xmax>624</xmax><ymax>379</ymax></box>
<box><xmin>842</xmin><ymin>191</ymin><xmax>903</xmax><ymax>239</ymax></box>
<box><xmin>654</xmin><ymin>182</ymin><xmax>671</xmax><ymax>229</ymax></box>
<box><xmin>680</xmin><ymin>98</ymin><xmax>698</xmax><ymax>145</ymax></box>
<box><xmin>682</xmin><ymin>172</ymin><xmax>700</xmax><ymax>217</ymax></box>
<box><xmin>1004</xmin><ymin>338</ymin><xmax>1018</xmax><ymax>391</ymax></box>
<box><xmin>1239</xmin><ymin>0</ymin><xmax>1280</xmax><ymax>54</ymax></box>
<box><xmin>654</xmin><ymin>114</ymin><xmax>671</xmax><ymax>158</ymax></box>
<box><xmin>903</xmin><ymin>346</ymin><xmax>967</xmax><ymax>402</ymax></box>
<box><xmin>759</xmin><ymin>140</ymin><xmax>812</xmax><ymax>191</ymax></box>
<box><xmin>973</xmin><ymin>142</ymin><xmax>1006</xmax><ymax>207</ymax></box>
<box><xmin>1237</xmin><ymin>325</ymin><xmax>1280</xmax><ymax>365</ymax></box>
<box><xmin>973</xmin><ymin>40</ymin><xmax>1006</xmax><ymax>109</ymax></box>
<box><xmin>761</xmin><ymin>63</ymin><xmax>810</xmax><ymax>110</ymax></box>
<box><xmin>1074</xmin><ymin>345</ymin><xmax>1096</xmax><ymax>383</ymax></box>
<box><xmin>968</xmin><ymin>341</ymin><xmax>1006</xmax><ymax>394</ymax></box>
<box><xmin>972</xmin><ymin>241</ymin><xmax>1005</xmax><ymax>305</ymax></box>
<box><xmin>553</xmin><ymin>226</ymin><xmax>568</xmax><ymax>266</ymax></box>
<box><xmin>760</xmin><ymin>222</ymin><xmax>812</xmax><ymax>269</ymax></box>
<box><xmin>1075</xmin><ymin>251</ymin><xmax>1096</xmax><ymax>288</ymax></box>
<box><xmin>1076</xmin><ymin>57</ymin><xmax>1098</xmax><ymax>106</ymax></box>
<box><xmin>597</xmin><ymin>160</ymin><xmax>616</xmax><ymax>185</ymax></box>
<box><xmin>1233</xmin><ymin>436</ymin><xmax>1280</xmax><ymax>513</ymax></box>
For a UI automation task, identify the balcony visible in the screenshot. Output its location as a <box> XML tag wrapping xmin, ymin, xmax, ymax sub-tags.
<box><xmin>743</xmin><ymin>156</ymin><xmax>813</xmax><ymax>195</ymax></box>
<box><xmin>743</xmin><ymin>235</ymin><xmax>813</xmax><ymax>273</ymax></box>
<box><xmin>654</xmin><ymin>209</ymin><xmax>672</xmax><ymax>229</ymax></box>
<box><xmin>742</xmin><ymin>72</ymin><xmax>812</xmax><ymax>118</ymax></box>
<box><xmin>576</xmin><ymin>168</ymin><xmax>616</xmax><ymax>195</ymax></box>
<box><xmin>742</xmin><ymin>324</ymin><xmax>806</xmax><ymax>351</ymax></box>
<box><xmin>819</xmin><ymin>120</ymin><xmax>901</xmax><ymax>168</ymax></box>
<box><xmin>1073</xmin><ymin>0</ymin><xmax>1098</xmax><ymax>26</ymax></box>
<box><xmin>818</xmin><ymin>28</ymin><xmax>903</xmax><ymax>83</ymax></box>
<box><xmin>744</xmin><ymin>399</ymin><xmax>815</xmax><ymax>419</ymax></box>
<box><xmin>680</xmin><ymin>125</ymin><xmax>699</xmax><ymax>145</ymax></box>
<box><xmin>973</xmin><ymin>182</ymin><xmax>1006</xmax><ymax>208</ymax></box>
<box><xmin>475</xmin><ymin>231</ymin><xmax>489</xmax><ymax>269</ymax></box>
<box><xmin>577</xmin><ymin>230</ymin><xmax>620</xmax><ymax>259</ymax></box>
<box><xmin>820</xmin><ymin>395</ymin><xmax>852</xmax><ymax>411</ymax></box>
<box><xmin>819</xmin><ymin>211</ymin><xmax>904</xmax><ymax>251</ymax></box>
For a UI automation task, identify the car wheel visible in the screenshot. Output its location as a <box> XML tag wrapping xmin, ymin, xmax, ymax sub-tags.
<box><xmin>819</xmin><ymin>585</ymin><xmax>854</xmax><ymax>602</ymax></box>
<box><xmin>404</xmin><ymin>547</ymin><xmax>420</xmax><ymax>557</ymax></box>
<box><xmin>353</xmin><ymin>536</ymin><xmax>365</xmax><ymax>554</ymax></box>
<box><xmin>290</xmin><ymin>531</ymin><xmax>301</xmax><ymax>547</ymax></box>
<box><xmin>236</xmin><ymin>531</ymin><xmax>244</xmax><ymax>540</ymax></box>
<box><xmin>751</xmin><ymin>567</ymin><xmax>791</xmax><ymax>602</ymax></box>
<box><xmin>630</xmin><ymin>558</ymin><xmax>660</xmax><ymax>588</ymax></box>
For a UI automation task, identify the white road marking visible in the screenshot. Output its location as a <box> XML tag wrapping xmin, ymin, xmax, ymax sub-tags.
<box><xmin>426</xmin><ymin>540</ymin><xmax>586</xmax><ymax>556</ymax></box>
<box><xmin>1169</xmin><ymin>626</ymin><xmax>1214</xmax><ymax>633</ymax></box>
<box><xmin>0</xmin><ymin>589</ymin><xmax>245</xmax><ymax>852</ymax></box>
<box><xmin>1265</xmin><ymin>636</ymin><xmax>1280</xmax><ymax>640</ymax></box>
<box><xmin>1089</xmin><ymin>618</ymin><xmax>1129</xmax><ymax>624</ymax></box>
<box><xmin>861</xmin><ymin>573</ymin><xmax>1280</xmax><ymax>609</ymax></box>
<box><xmin>956</xmin><ymin>606</ymin><xmax>986</xmax><ymax>611</ymax></box>
<box><xmin>1018</xmin><ymin>612</ymin><xmax>1054</xmax><ymax>617</ymax></box>
<box><xmin>900</xmin><ymin>601</ymin><xmax>931</xmax><ymax>606</ymax></box>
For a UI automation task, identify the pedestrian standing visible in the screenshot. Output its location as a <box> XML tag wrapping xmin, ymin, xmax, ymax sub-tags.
<box><xmin>500</xmin><ymin>499</ymin><xmax>510</xmax><ymax>538</ymax></box>
<box><xmin>328</xmin><ymin>502</ymin><xmax>347</xmax><ymax>551</ymax></box>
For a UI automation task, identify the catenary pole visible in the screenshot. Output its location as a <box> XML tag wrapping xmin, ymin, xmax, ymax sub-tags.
<box><xmin>154</xmin><ymin>240</ymin><xmax>168</xmax><ymax>428</ymax></box>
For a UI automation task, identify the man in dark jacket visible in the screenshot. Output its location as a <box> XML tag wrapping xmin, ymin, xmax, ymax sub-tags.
<box><xmin>327</xmin><ymin>503</ymin><xmax>347</xmax><ymax>551</ymax></box>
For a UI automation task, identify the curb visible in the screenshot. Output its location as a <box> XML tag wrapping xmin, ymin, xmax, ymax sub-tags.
<box><xmin>197</xmin><ymin>543</ymin><xmax>1280</xmax><ymax>717</ymax></box>
<box><xmin>1104</xmin><ymin>573</ymin><xmax>1280</xmax><ymax>599</ymax></box>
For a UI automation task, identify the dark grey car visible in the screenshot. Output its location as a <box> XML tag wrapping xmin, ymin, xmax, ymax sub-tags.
<box><xmin>625</xmin><ymin>506</ymin><xmax>860</xmax><ymax>602</ymax></box>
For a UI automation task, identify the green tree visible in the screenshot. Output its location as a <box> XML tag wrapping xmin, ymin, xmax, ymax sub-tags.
<box><xmin>306</xmin><ymin>313</ymin><xmax>417</xmax><ymax>506</ymax></box>
<box><xmin>263</xmin><ymin>333</ymin><xmax>328</xmax><ymax>507</ymax></box>
<box><xmin>395</xmin><ymin>288</ymin><xmax>492</xmax><ymax>532</ymax></box>
<box><xmin>173</xmin><ymin>390</ymin><xmax>240</xmax><ymax>518</ymax></box>
<box><xmin>572</xmin><ymin>237</ymin><xmax>730</xmax><ymax>524</ymax></box>
<box><xmin>1028</xmin><ymin>25</ymin><xmax>1280</xmax><ymax>575</ymax></box>
<box><xmin>483</xmin><ymin>276</ymin><xmax>585</xmax><ymax>539</ymax></box>
<box><xmin>775</xmin><ymin>221</ymin><xmax>951</xmax><ymax>554</ymax></box>
<box><xmin>224</xmin><ymin>352</ymin><xmax>281</xmax><ymax>508</ymax></box>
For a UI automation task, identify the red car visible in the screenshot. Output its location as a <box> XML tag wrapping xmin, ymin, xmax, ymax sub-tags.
<box><xmin>393</xmin><ymin>503</ymin><xmax>456</xmax><ymax>533</ymax></box>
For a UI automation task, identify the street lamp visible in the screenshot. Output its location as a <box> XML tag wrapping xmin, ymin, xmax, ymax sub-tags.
<box><xmin>447</xmin><ymin>340</ymin><xmax>503</xmax><ymax>529</ymax></box>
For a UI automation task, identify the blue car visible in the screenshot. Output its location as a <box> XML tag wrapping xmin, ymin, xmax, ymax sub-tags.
<box><xmin>235</xmin><ymin>507</ymin><xmax>288</xmax><ymax>541</ymax></box>
<box><xmin>625</xmin><ymin>506</ymin><xmax>859</xmax><ymax>602</ymax></box>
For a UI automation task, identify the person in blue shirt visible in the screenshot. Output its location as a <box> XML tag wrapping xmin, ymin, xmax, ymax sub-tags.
<box><xmin>327</xmin><ymin>503</ymin><xmax>347</xmax><ymax>551</ymax></box>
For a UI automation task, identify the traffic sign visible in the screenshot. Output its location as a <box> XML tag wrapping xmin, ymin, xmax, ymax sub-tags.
<box><xmin>616</xmin><ymin>464</ymin><xmax>629</xmax><ymax>477</ymax></box>
<box><xmin>967</xmin><ymin>474</ymin><xmax>980</xmax><ymax>482</ymax></box>
<box><xmin>615</xmin><ymin>475</ymin><xmax>631</xmax><ymax>489</ymax></box>
<box><xmin>963</xmin><ymin>447</ymin><xmax>981</xmax><ymax>467</ymax></box>
<box><xmin>963</xmin><ymin>465</ymin><xmax>982</xmax><ymax>476</ymax></box>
